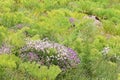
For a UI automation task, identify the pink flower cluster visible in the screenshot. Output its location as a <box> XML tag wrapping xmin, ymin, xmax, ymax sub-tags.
<box><xmin>0</xmin><ymin>44</ymin><xmax>11</xmax><ymax>54</ymax></box>
<box><xmin>20</xmin><ymin>39</ymin><xmax>80</xmax><ymax>69</ymax></box>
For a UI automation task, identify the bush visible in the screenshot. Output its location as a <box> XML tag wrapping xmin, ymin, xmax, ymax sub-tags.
<box><xmin>0</xmin><ymin>54</ymin><xmax>61</xmax><ymax>80</ymax></box>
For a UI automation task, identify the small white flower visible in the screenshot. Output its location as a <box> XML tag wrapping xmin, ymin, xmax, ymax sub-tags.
<box><xmin>102</xmin><ymin>47</ymin><xmax>110</xmax><ymax>55</ymax></box>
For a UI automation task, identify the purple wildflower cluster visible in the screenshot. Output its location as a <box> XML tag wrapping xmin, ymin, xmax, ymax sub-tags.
<box><xmin>20</xmin><ymin>52</ymin><xmax>39</xmax><ymax>62</ymax></box>
<box><xmin>20</xmin><ymin>39</ymin><xmax>80</xmax><ymax>69</ymax></box>
<box><xmin>69</xmin><ymin>17</ymin><xmax>75</xmax><ymax>27</ymax></box>
<box><xmin>0</xmin><ymin>44</ymin><xmax>11</xmax><ymax>54</ymax></box>
<box><xmin>69</xmin><ymin>17</ymin><xmax>75</xmax><ymax>24</ymax></box>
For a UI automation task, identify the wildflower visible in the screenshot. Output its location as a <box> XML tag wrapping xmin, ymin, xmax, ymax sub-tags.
<box><xmin>28</xmin><ymin>52</ymin><xmax>38</xmax><ymax>61</ymax></box>
<box><xmin>0</xmin><ymin>44</ymin><xmax>11</xmax><ymax>54</ymax></box>
<box><xmin>69</xmin><ymin>17</ymin><xmax>75</xmax><ymax>27</ymax></box>
<box><xmin>16</xmin><ymin>24</ymin><xmax>24</xmax><ymax>29</ymax></box>
<box><xmin>67</xmin><ymin>48</ymin><xmax>80</xmax><ymax>63</ymax></box>
<box><xmin>101</xmin><ymin>47</ymin><xmax>110</xmax><ymax>55</ymax></box>
<box><xmin>20</xmin><ymin>39</ymin><xmax>80</xmax><ymax>70</ymax></box>
<box><xmin>69</xmin><ymin>17</ymin><xmax>75</xmax><ymax>23</ymax></box>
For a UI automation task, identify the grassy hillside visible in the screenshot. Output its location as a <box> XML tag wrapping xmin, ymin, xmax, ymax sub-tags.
<box><xmin>0</xmin><ymin>0</ymin><xmax>120</xmax><ymax>80</ymax></box>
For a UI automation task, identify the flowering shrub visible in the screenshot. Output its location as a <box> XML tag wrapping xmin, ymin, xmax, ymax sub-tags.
<box><xmin>20</xmin><ymin>39</ymin><xmax>80</xmax><ymax>70</ymax></box>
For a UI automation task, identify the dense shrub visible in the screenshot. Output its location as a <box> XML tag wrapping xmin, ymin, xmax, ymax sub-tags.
<box><xmin>20</xmin><ymin>39</ymin><xmax>80</xmax><ymax>70</ymax></box>
<box><xmin>0</xmin><ymin>54</ymin><xmax>61</xmax><ymax>80</ymax></box>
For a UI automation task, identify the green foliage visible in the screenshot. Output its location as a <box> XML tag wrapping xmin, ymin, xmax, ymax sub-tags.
<box><xmin>19</xmin><ymin>62</ymin><xmax>61</xmax><ymax>80</ymax></box>
<box><xmin>0</xmin><ymin>26</ymin><xmax>8</xmax><ymax>46</ymax></box>
<box><xmin>7</xmin><ymin>27</ymin><xmax>27</xmax><ymax>48</ymax></box>
<box><xmin>103</xmin><ymin>20</ymin><xmax>120</xmax><ymax>35</ymax></box>
<box><xmin>0</xmin><ymin>12</ymin><xmax>25</xmax><ymax>28</ymax></box>
<box><xmin>0</xmin><ymin>54</ymin><xmax>61</xmax><ymax>80</ymax></box>
<box><xmin>56</xmin><ymin>59</ymin><xmax>118</xmax><ymax>80</ymax></box>
<box><xmin>21</xmin><ymin>0</ymin><xmax>41</xmax><ymax>9</ymax></box>
<box><xmin>0</xmin><ymin>0</ymin><xmax>120</xmax><ymax>79</ymax></box>
<box><xmin>0</xmin><ymin>54</ymin><xmax>20</xmax><ymax>68</ymax></box>
<box><xmin>0</xmin><ymin>0</ymin><xmax>14</xmax><ymax>12</ymax></box>
<box><xmin>92</xmin><ymin>60</ymin><xmax>118</xmax><ymax>80</ymax></box>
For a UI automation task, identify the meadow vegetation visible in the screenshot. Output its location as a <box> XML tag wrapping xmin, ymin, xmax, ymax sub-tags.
<box><xmin>0</xmin><ymin>0</ymin><xmax>120</xmax><ymax>80</ymax></box>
